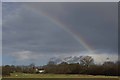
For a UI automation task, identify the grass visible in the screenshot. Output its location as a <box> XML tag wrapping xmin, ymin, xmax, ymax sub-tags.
<box><xmin>2</xmin><ymin>73</ymin><xmax>119</xmax><ymax>79</ymax></box>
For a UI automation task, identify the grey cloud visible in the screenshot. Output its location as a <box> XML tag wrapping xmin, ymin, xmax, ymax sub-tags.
<box><xmin>23</xmin><ymin>2</ymin><xmax>118</xmax><ymax>53</ymax></box>
<box><xmin>3</xmin><ymin>3</ymin><xmax>85</xmax><ymax>54</ymax></box>
<box><xmin>2</xmin><ymin>2</ymin><xmax>118</xmax><ymax>65</ymax></box>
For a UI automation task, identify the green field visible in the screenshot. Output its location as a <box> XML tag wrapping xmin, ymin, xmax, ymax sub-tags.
<box><xmin>1</xmin><ymin>73</ymin><xmax>119</xmax><ymax>80</ymax></box>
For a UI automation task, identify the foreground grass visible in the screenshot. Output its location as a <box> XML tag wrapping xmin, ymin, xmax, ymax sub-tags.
<box><xmin>2</xmin><ymin>73</ymin><xmax>119</xmax><ymax>78</ymax></box>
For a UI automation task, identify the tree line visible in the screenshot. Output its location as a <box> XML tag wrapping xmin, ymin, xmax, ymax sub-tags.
<box><xmin>2</xmin><ymin>56</ymin><xmax>119</xmax><ymax>76</ymax></box>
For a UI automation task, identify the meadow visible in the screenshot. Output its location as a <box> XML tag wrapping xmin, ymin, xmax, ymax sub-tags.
<box><xmin>2</xmin><ymin>73</ymin><xmax>119</xmax><ymax>80</ymax></box>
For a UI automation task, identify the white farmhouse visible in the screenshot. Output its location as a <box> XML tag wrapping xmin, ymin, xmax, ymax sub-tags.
<box><xmin>35</xmin><ymin>68</ymin><xmax>45</xmax><ymax>73</ymax></box>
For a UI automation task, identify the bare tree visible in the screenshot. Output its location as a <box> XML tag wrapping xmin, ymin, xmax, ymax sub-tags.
<box><xmin>80</xmin><ymin>56</ymin><xmax>94</xmax><ymax>67</ymax></box>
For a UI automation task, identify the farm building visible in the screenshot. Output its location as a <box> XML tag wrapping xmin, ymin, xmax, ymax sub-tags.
<box><xmin>35</xmin><ymin>68</ymin><xmax>45</xmax><ymax>73</ymax></box>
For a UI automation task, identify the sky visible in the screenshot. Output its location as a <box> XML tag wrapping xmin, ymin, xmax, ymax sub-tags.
<box><xmin>0</xmin><ymin>2</ymin><xmax>2</xmax><ymax>66</ymax></box>
<box><xmin>1</xmin><ymin>0</ymin><xmax>119</xmax><ymax>2</ymax></box>
<box><xmin>2</xmin><ymin>2</ymin><xmax>118</xmax><ymax>66</ymax></box>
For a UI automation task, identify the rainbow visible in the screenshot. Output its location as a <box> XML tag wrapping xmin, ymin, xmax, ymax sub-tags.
<box><xmin>24</xmin><ymin>4</ymin><xmax>95</xmax><ymax>54</ymax></box>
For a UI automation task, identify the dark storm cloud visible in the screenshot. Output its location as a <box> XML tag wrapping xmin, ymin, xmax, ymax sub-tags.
<box><xmin>3</xmin><ymin>3</ymin><xmax>85</xmax><ymax>54</ymax></box>
<box><xmin>2</xmin><ymin>2</ymin><xmax>118</xmax><ymax>65</ymax></box>
<box><xmin>22</xmin><ymin>2</ymin><xmax>118</xmax><ymax>53</ymax></box>
<box><xmin>3</xmin><ymin>2</ymin><xmax>118</xmax><ymax>53</ymax></box>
